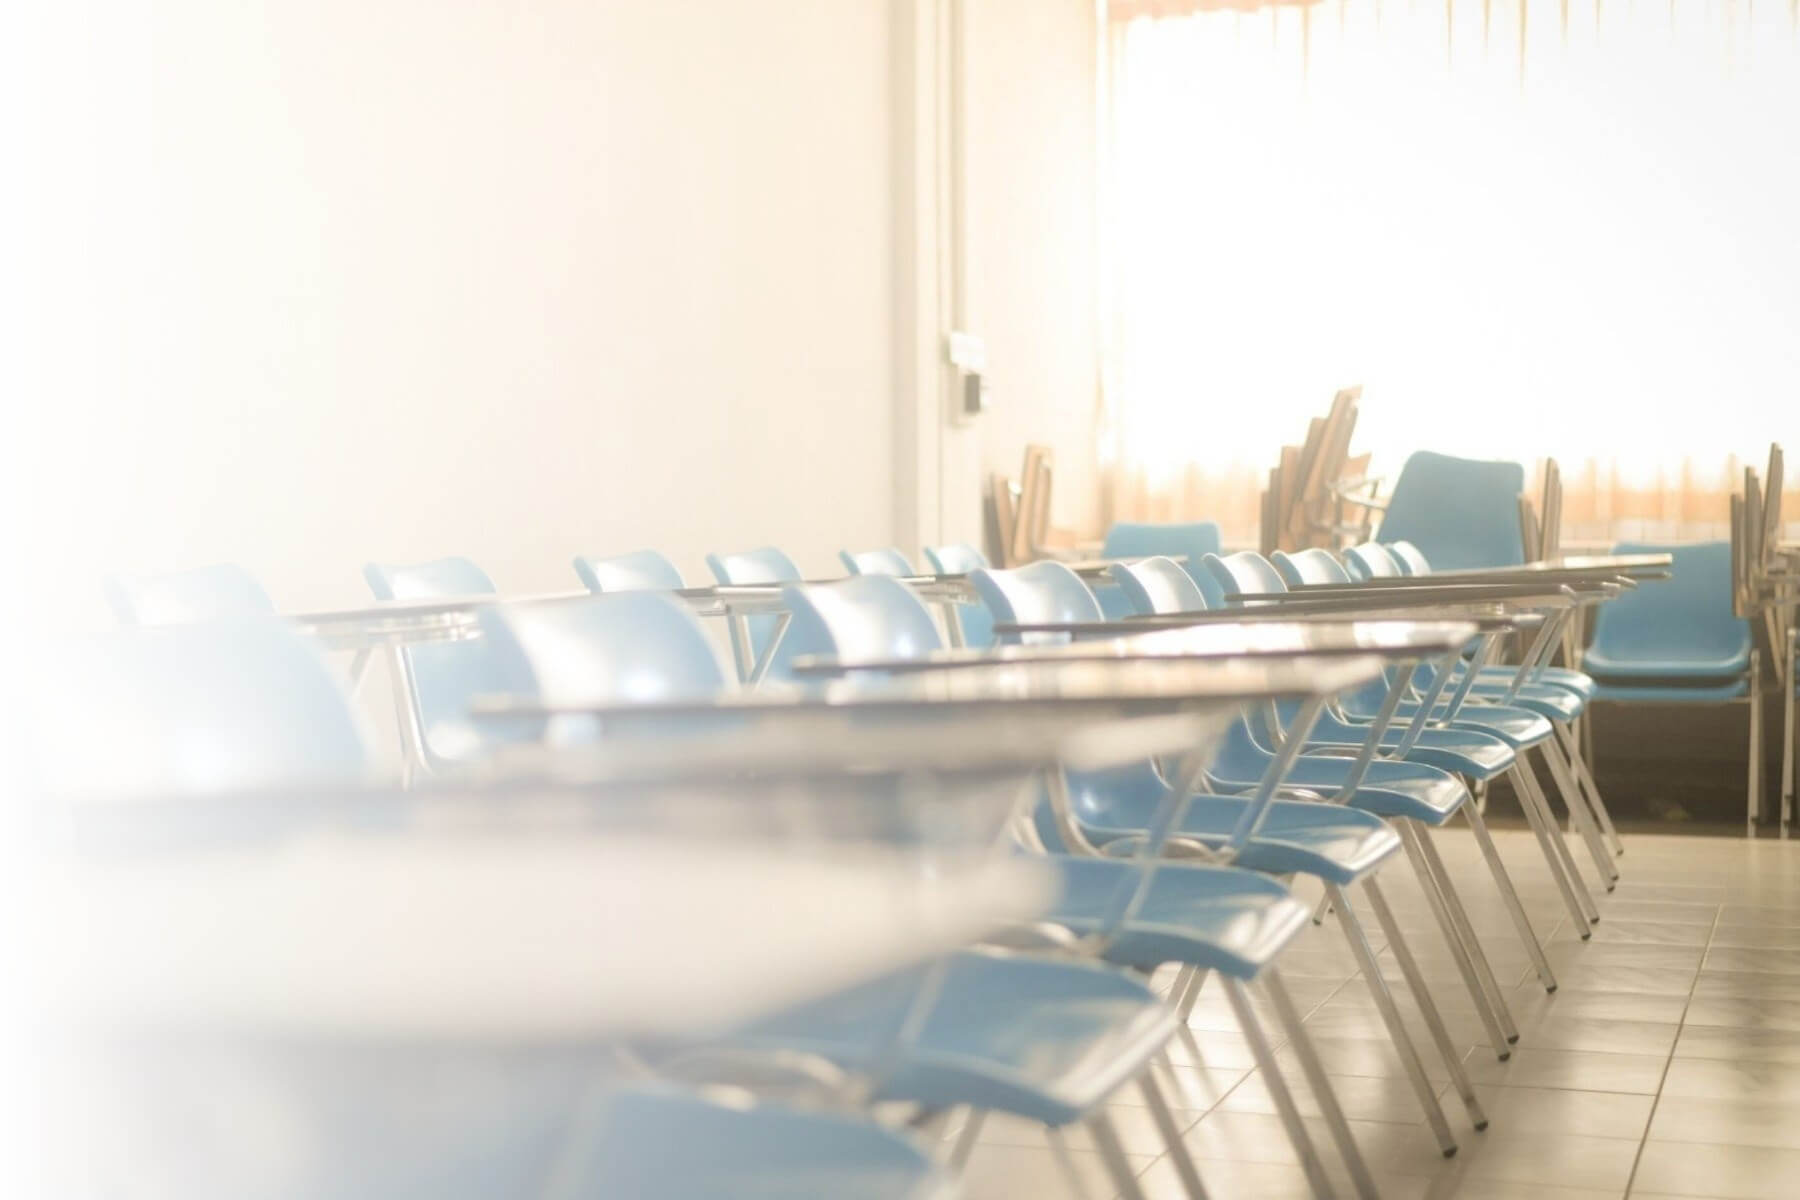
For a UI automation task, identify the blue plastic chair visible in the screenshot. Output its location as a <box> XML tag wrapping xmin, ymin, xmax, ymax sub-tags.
<box><xmin>1274</xmin><ymin>548</ymin><xmax>1586</xmax><ymax>721</ymax></box>
<box><xmin>104</xmin><ymin>564</ymin><xmax>275</xmax><ymax>625</ymax></box>
<box><xmin>1582</xmin><ymin>541</ymin><xmax>1763</xmax><ymax>826</ymax></box>
<box><xmin>1376</xmin><ymin>450</ymin><xmax>1528</xmax><ymax>570</ymax></box>
<box><xmin>480</xmin><ymin>581</ymin><xmax>1240</xmax><ymax>1194</ymax></box>
<box><xmin>839</xmin><ymin>547</ymin><xmax>916</xmax><ymax>577</ymax></box>
<box><xmin>1584</xmin><ymin>542</ymin><xmax>1752</xmax><ymax>689</ymax></box>
<box><xmin>573</xmin><ymin>550</ymin><xmax>685</xmax><ymax>593</ymax></box>
<box><xmin>1339</xmin><ymin>542</ymin><xmax>1598</xmax><ymax>702</ymax></box>
<box><xmin>1100</xmin><ymin>521</ymin><xmax>1228</xmax><ymax>611</ymax></box>
<box><xmin>30</xmin><ymin>620</ymin><xmax>371</xmax><ymax>800</ymax></box>
<box><xmin>1203</xmin><ymin>550</ymin><xmax>1610</xmax><ymax>926</ymax></box>
<box><xmin>705</xmin><ymin>546</ymin><xmax>804</xmax><ymax>683</ymax></box>
<box><xmin>918</xmin><ymin>545</ymin><xmax>997</xmax><ymax>649</ymax></box>
<box><xmin>781</xmin><ymin>574</ymin><xmax>1396</xmax><ymax>1181</ymax></box>
<box><xmin>364</xmin><ymin>558</ymin><xmax>525</xmax><ymax>772</ymax></box>
<box><xmin>1112</xmin><ymin>557</ymin><xmax>1563</xmax><ymax>990</ymax></box>
<box><xmin>572</xmin><ymin>1085</ymin><xmax>951</xmax><ymax>1200</ymax></box>
<box><xmin>838</xmin><ymin>567</ymin><xmax>1478</xmax><ymax>1154</ymax></box>
<box><xmin>479</xmin><ymin>591</ymin><xmax>729</xmax><ymax>707</ymax></box>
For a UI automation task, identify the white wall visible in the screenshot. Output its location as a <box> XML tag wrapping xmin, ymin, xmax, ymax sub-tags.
<box><xmin>960</xmin><ymin>0</ymin><xmax>1102</xmax><ymax>544</ymax></box>
<box><xmin>9</xmin><ymin>0</ymin><xmax>1099</xmax><ymax>629</ymax></box>
<box><xmin>15</xmin><ymin>0</ymin><xmax>896</xmax><ymax>624</ymax></box>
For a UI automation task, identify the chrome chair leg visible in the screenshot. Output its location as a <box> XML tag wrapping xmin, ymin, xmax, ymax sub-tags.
<box><xmin>1397</xmin><ymin>821</ymin><xmax>1517</xmax><ymax>1051</ymax></box>
<box><xmin>1749</xmin><ymin>649</ymin><xmax>1765</xmax><ymax>836</ymax></box>
<box><xmin>1086</xmin><ymin>1110</ymin><xmax>1150</xmax><ymax>1200</ymax></box>
<box><xmin>1047</xmin><ymin>1126</ymin><xmax>1098</xmax><ymax>1200</ymax></box>
<box><xmin>1327</xmin><ymin>882</ymin><xmax>1459</xmax><ymax>1157</ymax></box>
<box><xmin>1138</xmin><ymin>1070</ymin><xmax>1211</xmax><ymax>1200</ymax></box>
<box><xmin>947</xmin><ymin>1109</ymin><xmax>985</xmax><ymax>1169</ymax></box>
<box><xmin>1537</xmin><ymin>740</ymin><xmax>1618</xmax><ymax>890</ymax></box>
<box><xmin>1785</xmin><ymin>625</ymin><xmax>1797</xmax><ymax>836</ymax></box>
<box><xmin>1222</xmin><ymin>976</ymin><xmax>1340</xmax><ymax>1196</ymax></box>
<box><xmin>1510</xmin><ymin>762</ymin><xmax>1597</xmax><ymax>930</ymax></box>
<box><xmin>1261</xmin><ymin>967</ymin><xmax>1381</xmax><ymax>1200</ymax></box>
<box><xmin>1554</xmin><ymin>720</ymin><xmax>1623</xmax><ymax>858</ymax></box>
<box><xmin>1362</xmin><ymin>877</ymin><xmax>1490</xmax><ymax>1132</ymax></box>
<box><xmin>1526</xmin><ymin>756</ymin><xmax>1601</xmax><ymax>923</ymax></box>
<box><xmin>1173</xmin><ymin>964</ymin><xmax>1204</xmax><ymax>1020</ymax></box>
<box><xmin>1462</xmin><ymin>801</ymin><xmax>1559</xmax><ymax>990</ymax></box>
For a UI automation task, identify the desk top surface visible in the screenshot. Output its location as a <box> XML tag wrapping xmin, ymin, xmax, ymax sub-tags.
<box><xmin>31</xmin><ymin>834</ymin><xmax>1052</xmax><ymax>1040</ymax></box>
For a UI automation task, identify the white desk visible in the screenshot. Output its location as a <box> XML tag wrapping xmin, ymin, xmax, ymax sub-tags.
<box><xmin>28</xmin><ymin>833</ymin><xmax>1053</xmax><ymax>1041</ymax></box>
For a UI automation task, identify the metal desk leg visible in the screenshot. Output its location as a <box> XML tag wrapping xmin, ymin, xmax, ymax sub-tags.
<box><xmin>748</xmin><ymin>610</ymin><xmax>792</xmax><ymax>688</ymax></box>
<box><xmin>346</xmin><ymin>648</ymin><xmax>373</xmax><ymax>699</ymax></box>
<box><xmin>939</xmin><ymin>600</ymin><xmax>966</xmax><ymax>649</ymax></box>
<box><xmin>384</xmin><ymin>644</ymin><xmax>428</xmax><ymax>788</ymax></box>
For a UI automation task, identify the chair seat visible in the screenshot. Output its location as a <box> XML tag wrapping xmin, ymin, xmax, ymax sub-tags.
<box><xmin>1433</xmin><ymin>704</ymin><xmax>1556</xmax><ymax>748</ymax></box>
<box><xmin>584</xmin><ymin>1087</ymin><xmax>951</xmax><ymax>1200</ymax></box>
<box><xmin>1463</xmin><ymin>683</ymin><xmax>1585</xmax><ymax>722</ymax></box>
<box><xmin>1582</xmin><ymin>646</ymin><xmax>1752</xmax><ymax>680</ymax></box>
<box><xmin>1308</xmin><ymin>711</ymin><xmax>1517</xmax><ymax>781</ymax></box>
<box><xmin>1589</xmin><ymin>678</ymin><xmax>1751</xmax><ymax>705</ymax></box>
<box><xmin>1346</xmin><ymin>699</ymin><xmax>1559</xmax><ymax>745</ymax></box>
<box><xmin>1274</xmin><ymin>756</ymin><xmax>1469</xmax><ymax>825</ymax></box>
<box><xmin>1079</xmin><ymin>795</ymin><xmax>1402</xmax><ymax>886</ymax></box>
<box><xmin>1210</xmin><ymin>727</ymin><xmax>1469</xmax><ymax>825</ymax></box>
<box><xmin>1479</xmin><ymin>665</ymin><xmax>1597</xmax><ymax>699</ymax></box>
<box><xmin>1047</xmin><ymin>856</ymin><xmax>1310</xmax><ymax>981</ymax></box>
<box><xmin>740</xmin><ymin>950</ymin><xmax>1175</xmax><ymax>1127</ymax></box>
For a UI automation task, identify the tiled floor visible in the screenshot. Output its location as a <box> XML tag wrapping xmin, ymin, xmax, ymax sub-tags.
<box><xmin>954</xmin><ymin>828</ymin><xmax>1800</xmax><ymax>1200</ymax></box>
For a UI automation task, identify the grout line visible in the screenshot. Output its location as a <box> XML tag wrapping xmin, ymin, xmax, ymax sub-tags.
<box><xmin>1620</xmin><ymin>898</ymin><xmax>1722</xmax><ymax>1199</ymax></box>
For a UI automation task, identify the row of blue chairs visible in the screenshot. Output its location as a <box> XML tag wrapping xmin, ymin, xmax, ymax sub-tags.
<box><xmin>68</xmin><ymin>532</ymin><xmax>1636</xmax><ymax>1198</ymax></box>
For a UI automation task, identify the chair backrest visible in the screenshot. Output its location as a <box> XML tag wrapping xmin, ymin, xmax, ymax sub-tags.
<box><xmin>479</xmin><ymin>593</ymin><xmax>728</xmax><ymax>706</ymax></box>
<box><xmin>703</xmin><ymin>546</ymin><xmax>805</xmax><ymax>682</ymax></box>
<box><xmin>1376</xmin><ymin>450</ymin><xmax>1527</xmax><ymax>570</ymax></box>
<box><xmin>1198</xmin><ymin>551</ymin><xmax>1289</xmax><ymax>606</ymax></box>
<box><xmin>1098</xmin><ymin>520</ymin><xmax>1228</xmax><ymax>610</ymax></box>
<box><xmin>1108</xmin><ymin>557</ymin><xmax>1208</xmax><ymax>616</ymax></box>
<box><xmin>573</xmin><ymin>550</ymin><xmax>685</xmax><ymax>593</ymax></box>
<box><xmin>838</xmin><ymin>547</ymin><xmax>917</xmax><ymax>578</ymax></box>
<box><xmin>968</xmin><ymin>561</ymin><xmax>1102</xmax><ymax>642</ymax></box>
<box><xmin>782</xmin><ymin>575</ymin><xmax>945</xmax><ymax>663</ymax></box>
<box><xmin>922</xmin><ymin>544</ymin><xmax>989</xmax><ymax>575</ymax></box>
<box><xmin>1386</xmin><ymin>540</ymin><xmax>1434</xmax><ymax>576</ymax></box>
<box><xmin>1272</xmin><ymin>548</ymin><xmax>1354</xmax><ymax>587</ymax></box>
<box><xmin>916</xmin><ymin>544</ymin><xmax>998</xmax><ymax>649</ymax></box>
<box><xmin>1586</xmin><ymin>541</ymin><xmax>1752</xmax><ymax>672</ymax></box>
<box><xmin>364</xmin><ymin>557</ymin><xmax>495</xmax><ymax>601</ymax></box>
<box><xmin>1342</xmin><ymin>542</ymin><xmax>1405</xmax><ymax>580</ymax></box>
<box><xmin>363</xmin><ymin>557</ymin><xmax>511</xmax><ymax>768</ymax></box>
<box><xmin>30</xmin><ymin>620</ymin><xmax>370</xmax><ymax>798</ymax></box>
<box><xmin>104</xmin><ymin>564</ymin><xmax>275</xmax><ymax>625</ymax></box>
<box><xmin>1100</xmin><ymin>522</ymin><xmax>1223</xmax><ymax>565</ymax></box>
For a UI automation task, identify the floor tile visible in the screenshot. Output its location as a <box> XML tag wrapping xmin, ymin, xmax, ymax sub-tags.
<box><xmin>1648</xmin><ymin>1094</ymin><xmax>1800</xmax><ymax>1150</ymax></box>
<box><xmin>1215</xmin><ymin>1069</ymin><xmax>1445</xmax><ymax>1124</ymax></box>
<box><xmin>1633</xmin><ymin>1139</ymin><xmax>1800</xmax><ymax>1199</ymax></box>
<box><xmin>1673</xmin><ymin>1026</ymin><xmax>1800</xmax><ymax>1064</ymax></box>
<box><xmin>1661</xmin><ymin>1058</ymin><xmax>1800</xmax><ymax>1101</ymax></box>
<box><xmin>1460</xmin><ymin>1047</ymin><xmax>1669</xmax><ymax>1094</ymax></box>
<box><xmin>1703</xmin><ymin>947</ymin><xmax>1800</xmax><ymax>975</ymax></box>
<box><xmin>1508</xmin><ymin>1015</ymin><xmax>1681</xmax><ymax>1056</ymax></box>
<box><xmin>959</xmin><ymin>1141</ymin><xmax>1149</xmax><ymax>1200</ymax></box>
<box><xmin>1464</xmin><ymin>1083</ymin><xmax>1655</xmax><ymax>1140</ymax></box>
<box><xmin>1381</xmin><ymin>1124</ymin><xmax>1640</xmax><ymax>1191</ymax></box>
<box><xmin>1503</xmin><ymin>985</ymin><xmax>1690</xmax><ymax>1024</ymax></box>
